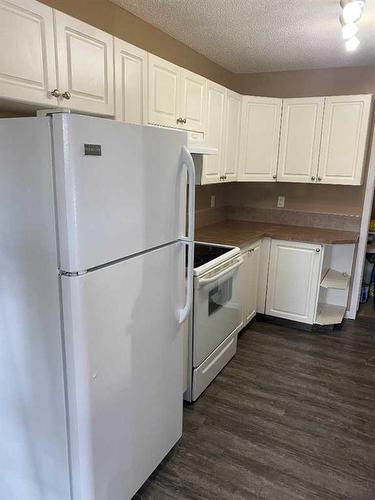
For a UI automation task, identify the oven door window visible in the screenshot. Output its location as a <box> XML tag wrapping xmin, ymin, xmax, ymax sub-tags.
<box><xmin>208</xmin><ymin>277</ymin><xmax>233</xmax><ymax>315</ymax></box>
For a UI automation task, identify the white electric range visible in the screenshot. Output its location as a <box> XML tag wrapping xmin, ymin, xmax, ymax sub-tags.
<box><xmin>184</xmin><ymin>242</ymin><xmax>244</xmax><ymax>402</ymax></box>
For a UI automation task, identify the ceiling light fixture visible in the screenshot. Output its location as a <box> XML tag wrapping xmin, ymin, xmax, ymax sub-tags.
<box><xmin>340</xmin><ymin>0</ymin><xmax>365</xmax><ymax>23</ymax></box>
<box><xmin>345</xmin><ymin>35</ymin><xmax>360</xmax><ymax>51</ymax></box>
<box><xmin>339</xmin><ymin>0</ymin><xmax>366</xmax><ymax>52</ymax></box>
<box><xmin>342</xmin><ymin>22</ymin><xmax>359</xmax><ymax>40</ymax></box>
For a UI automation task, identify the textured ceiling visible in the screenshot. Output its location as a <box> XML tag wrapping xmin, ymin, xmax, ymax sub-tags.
<box><xmin>111</xmin><ymin>0</ymin><xmax>375</xmax><ymax>73</ymax></box>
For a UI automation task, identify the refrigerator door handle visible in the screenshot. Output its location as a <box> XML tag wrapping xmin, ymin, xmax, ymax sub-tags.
<box><xmin>178</xmin><ymin>145</ymin><xmax>196</xmax><ymax>324</ymax></box>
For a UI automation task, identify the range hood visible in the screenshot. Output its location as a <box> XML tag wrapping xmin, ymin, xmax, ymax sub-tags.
<box><xmin>187</xmin><ymin>131</ymin><xmax>217</xmax><ymax>156</ymax></box>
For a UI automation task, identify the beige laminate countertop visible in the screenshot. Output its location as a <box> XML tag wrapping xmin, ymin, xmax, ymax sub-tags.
<box><xmin>195</xmin><ymin>221</ymin><xmax>359</xmax><ymax>249</ymax></box>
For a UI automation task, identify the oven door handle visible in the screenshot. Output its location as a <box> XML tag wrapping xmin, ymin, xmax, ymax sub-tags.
<box><xmin>197</xmin><ymin>256</ymin><xmax>244</xmax><ymax>288</ymax></box>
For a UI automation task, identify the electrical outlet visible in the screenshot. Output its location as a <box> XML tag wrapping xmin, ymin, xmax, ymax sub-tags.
<box><xmin>277</xmin><ymin>196</ymin><xmax>285</xmax><ymax>208</ymax></box>
<box><xmin>210</xmin><ymin>195</ymin><xmax>216</xmax><ymax>208</ymax></box>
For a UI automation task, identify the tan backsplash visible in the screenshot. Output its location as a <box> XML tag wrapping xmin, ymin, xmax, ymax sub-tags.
<box><xmin>226</xmin><ymin>182</ymin><xmax>366</xmax><ymax>216</ymax></box>
<box><xmin>195</xmin><ymin>182</ymin><xmax>364</xmax><ymax>231</ymax></box>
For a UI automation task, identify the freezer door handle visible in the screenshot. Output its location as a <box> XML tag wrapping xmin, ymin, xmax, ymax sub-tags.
<box><xmin>178</xmin><ymin>145</ymin><xmax>195</xmax><ymax>324</ymax></box>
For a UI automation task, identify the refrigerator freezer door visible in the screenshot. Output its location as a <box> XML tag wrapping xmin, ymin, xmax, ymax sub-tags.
<box><xmin>53</xmin><ymin>114</ymin><xmax>187</xmax><ymax>272</ymax></box>
<box><xmin>61</xmin><ymin>242</ymin><xmax>184</xmax><ymax>500</ymax></box>
<box><xmin>0</xmin><ymin>118</ymin><xmax>70</xmax><ymax>499</ymax></box>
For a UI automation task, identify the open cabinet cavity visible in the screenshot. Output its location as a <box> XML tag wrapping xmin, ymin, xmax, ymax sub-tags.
<box><xmin>316</xmin><ymin>244</ymin><xmax>355</xmax><ymax>325</ymax></box>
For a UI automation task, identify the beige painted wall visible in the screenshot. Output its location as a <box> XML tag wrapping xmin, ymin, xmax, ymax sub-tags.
<box><xmin>39</xmin><ymin>0</ymin><xmax>233</xmax><ymax>88</ymax></box>
<box><xmin>233</xmin><ymin>66</ymin><xmax>375</xmax><ymax>98</ymax></box>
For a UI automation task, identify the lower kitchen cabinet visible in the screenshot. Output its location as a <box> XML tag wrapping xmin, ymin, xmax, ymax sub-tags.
<box><xmin>240</xmin><ymin>241</ymin><xmax>261</xmax><ymax>326</ymax></box>
<box><xmin>266</xmin><ymin>240</ymin><xmax>323</xmax><ymax>324</ymax></box>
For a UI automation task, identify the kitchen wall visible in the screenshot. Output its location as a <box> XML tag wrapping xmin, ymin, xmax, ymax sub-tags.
<box><xmin>232</xmin><ymin>66</ymin><xmax>375</xmax><ymax>97</ymax></box>
<box><xmin>40</xmin><ymin>0</ymin><xmax>233</xmax><ymax>89</ymax></box>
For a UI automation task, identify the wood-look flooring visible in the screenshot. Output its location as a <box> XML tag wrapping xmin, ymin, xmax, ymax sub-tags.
<box><xmin>135</xmin><ymin>318</ymin><xmax>375</xmax><ymax>500</ymax></box>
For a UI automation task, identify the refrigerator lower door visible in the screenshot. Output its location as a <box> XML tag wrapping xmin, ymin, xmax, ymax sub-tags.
<box><xmin>61</xmin><ymin>242</ymin><xmax>184</xmax><ymax>500</ymax></box>
<box><xmin>53</xmin><ymin>114</ymin><xmax>187</xmax><ymax>273</ymax></box>
<box><xmin>0</xmin><ymin>117</ymin><xmax>70</xmax><ymax>500</ymax></box>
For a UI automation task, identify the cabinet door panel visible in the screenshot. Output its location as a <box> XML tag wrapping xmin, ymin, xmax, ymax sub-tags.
<box><xmin>114</xmin><ymin>38</ymin><xmax>146</xmax><ymax>124</ymax></box>
<box><xmin>223</xmin><ymin>90</ymin><xmax>241</xmax><ymax>182</ymax></box>
<box><xmin>238</xmin><ymin>97</ymin><xmax>282</xmax><ymax>182</ymax></box>
<box><xmin>240</xmin><ymin>242</ymin><xmax>261</xmax><ymax>325</ymax></box>
<box><xmin>278</xmin><ymin>98</ymin><xmax>324</xmax><ymax>183</ymax></box>
<box><xmin>318</xmin><ymin>95</ymin><xmax>372</xmax><ymax>185</ymax></box>
<box><xmin>181</xmin><ymin>69</ymin><xmax>206</xmax><ymax>132</ymax></box>
<box><xmin>0</xmin><ymin>0</ymin><xmax>57</xmax><ymax>105</ymax></box>
<box><xmin>248</xmin><ymin>244</ymin><xmax>261</xmax><ymax>320</ymax></box>
<box><xmin>54</xmin><ymin>11</ymin><xmax>114</xmax><ymax>116</ymax></box>
<box><xmin>266</xmin><ymin>240</ymin><xmax>322</xmax><ymax>324</ymax></box>
<box><xmin>148</xmin><ymin>54</ymin><xmax>179</xmax><ymax>128</ymax></box>
<box><xmin>201</xmin><ymin>81</ymin><xmax>226</xmax><ymax>184</ymax></box>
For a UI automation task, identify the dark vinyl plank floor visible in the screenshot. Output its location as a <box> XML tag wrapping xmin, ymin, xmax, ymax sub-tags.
<box><xmin>135</xmin><ymin>318</ymin><xmax>375</xmax><ymax>500</ymax></box>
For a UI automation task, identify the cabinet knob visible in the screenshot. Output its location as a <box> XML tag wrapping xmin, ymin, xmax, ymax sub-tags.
<box><xmin>272</xmin><ymin>174</ymin><xmax>277</xmax><ymax>179</ymax></box>
<box><xmin>311</xmin><ymin>176</ymin><xmax>316</xmax><ymax>181</ymax></box>
<box><xmin>62</xmin><ymin>91</ymin><xmax>72</xmax><ymax>100</ymax></box>
<box><xmin>50</xmin><ymin>88</ymin><xmax>61</xmax><ymax>98</ymax></box>
<box><xmin>182</xmin><ymin>118</ymin><xmax>187</xmax><ymax>124</ymax></box>
<box><xmin>316</xmin><ymin>248</ymin><xmax>321</xmax><ymax>253</ymax></box>
<box><xmin>317</xmin><ymin>177</ymin><xmax>322</xmax><ymax>182</ymax></box>
<box><xmin>176</xmin><ymin>117</ymin><xmax>184</xmax><ymax>124</ymax></box>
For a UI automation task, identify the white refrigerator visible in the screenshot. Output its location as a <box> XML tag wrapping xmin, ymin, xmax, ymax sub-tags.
<box><xmin>0</xmin><ymin>113</ymin><xmax>195</xmax><ymax>500</ymax></box>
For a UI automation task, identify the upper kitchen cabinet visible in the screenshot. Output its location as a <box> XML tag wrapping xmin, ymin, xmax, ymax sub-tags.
<box><xmin>200</xmin><ymin>81</ymin><xmax>226</xmax><ymax>184</ymax></box>
<box><xmin>277</xmin><ymin>97</ymin><xmax>324</xmax><ymax>183</ymax></box>
<box><xmin>238</xmin><ymin>96</ymin><xmax>282</xmax><ymax>182</ymax></box>
<box><xmin>0</xmin><ymin>0</ymin><xmax>57</xmax><ymax>106</ymax></box>
<box><xmin>114</xmin><ymin>38</ymin><xmax>147</xmax><ymax>125</ymax></box>
<box><xmin>180</xmin><ymin>69</ymin><xmax>206</xmax><ymax>132</ymax></box>
<box><xmin>222</xmin><ymin>90</ymin><xmax>241</xmax><ymax>182</ymax></box>
<box><xmin>148</xmin><ymin>54</ymin><xmax>206</xmax><ymax>132</ymax></box>
<box><xmin>317</xmin><ymin>95</ymin><xmax>372</xmax><ymax>185</ymax></box>
<box><xmin>148</xmin><ymin>54</ymin><xmax>180</xmax><ymax>128</ymax></box>
<box><xmin>54</xmin><ymin>11</ymin><xmax>114</xmax><ymax>116</ymax></box>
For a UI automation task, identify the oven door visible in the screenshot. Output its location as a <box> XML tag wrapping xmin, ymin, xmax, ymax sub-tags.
<box><xmin>193</xmin><ymin>255</ymin><xmax>243</xmax><ymax>367</ymax></box>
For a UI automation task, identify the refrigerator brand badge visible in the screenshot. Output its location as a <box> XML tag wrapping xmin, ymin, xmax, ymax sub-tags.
<box><xmin>84</xmin><ymin>144</ymin><xmax>102</xmax><ymax>156</ymax></box>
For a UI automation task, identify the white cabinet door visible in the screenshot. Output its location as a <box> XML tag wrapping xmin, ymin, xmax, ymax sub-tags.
<box><xmin>278</xmin><ymin>97</ymin><xmax>324</xmax><ymax>183</ymax></box>
<box><xmin>318</xmin><ymin>95</ymin><xmax>372</xmax><ymax>185</ymax></box>
<box><xmin>222</xmin><ymin>90</ymin><xmax>241</xmax><ymax>182</ymax></box>
<box><xmin>238</xmin><ymin>96</ymin><xmax>282</xmax><ymax>182</ymax></box>
<box><xmin>54</xmin><ymin>11</ymin><xmax>114</xmax><ymax>116</ymax></box>
<box><xmin>180</xmin><ymin>69</ymin><xmax>206</xmax><ymax>132</ymax></box>
<box><xmin>148</xmin><ymin>54</ymin><xmax>180</xmax><ymax>128</ymax></box>
<box><xmin>201</xmin><ymin>81</ymin><xmax>226</xmax><ymax>184</ymax></box>
<box><xmin>0</xmin><ymin>0</ymin><xmax>57</xmax><ymax>106</ymax></box>
<box><xmin>114</xmin><ymin>38</ymin><xmax>146</xmax><ymax>124</ymax></box>
<box><xmin>266</xmin><ymin>240</ymin><xmax>322</xmax><ymax>324</ymax></box>
<box><xmin>241</xmin><ymin>242</ymin><xmax>261</xmax><ymax>325</ymax></box>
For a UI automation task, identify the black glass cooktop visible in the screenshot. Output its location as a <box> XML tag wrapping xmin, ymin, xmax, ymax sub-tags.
<box><xmin>194</xmin><ymin>243</ymin><xmax>232</xmax><ymax>268</ymax></box>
